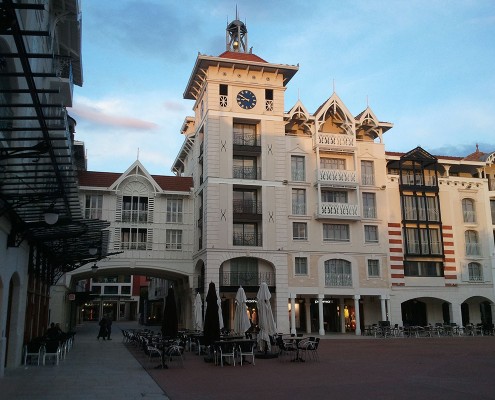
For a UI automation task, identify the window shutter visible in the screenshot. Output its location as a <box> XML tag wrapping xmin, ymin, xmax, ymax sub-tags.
<box><xmin>147</xmin><ymin>228</ymin><xmax>153</xmax><ymax>250</ymax></box>
<box><xmin>460</xmin><ymin>263</ymin><xmax>469</xmax><ymax>282</ymax></box>
<box><xmin>113</xmin><ymin>228</ymin><xmax>121</xmax><ymax>251</ymax></box>
<box><xmin>115</xmin><ymin>194</ymin><xmax>123</xmax><ymax>222</ymax></box>
<box><xmin>148</xmin><ymin>197</ymin><xmax>154</xmax><ymax>223</ymax></box>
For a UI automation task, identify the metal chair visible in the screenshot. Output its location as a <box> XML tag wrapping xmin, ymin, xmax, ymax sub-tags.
<box><xmin>42</xmin><ymin>340</ymin><xmax>61</xmax><ymax>365</ymax></box>
<box><xmin>238</xmin><ymin>341</ymin><xmax>255</xmax><ymax>366</ymax></box>
<box><xmin>24</xmin><ymin>339</ymin><xmax>44</xmax><ymax>366</ymax></box>
<box><xmin>217</xmin><ymin>341</ymin><xmax>236</xmax><ymax>367</ymax></box>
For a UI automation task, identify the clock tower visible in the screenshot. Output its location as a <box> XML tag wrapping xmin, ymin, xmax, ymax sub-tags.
<box><xmin>177</xmin><ymin>16</ymin><xmax>298</xmax><ymax>334</ymax></box>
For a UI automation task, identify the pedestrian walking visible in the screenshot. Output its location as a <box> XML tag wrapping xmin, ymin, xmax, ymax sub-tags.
<box><xmin>97</xmin><ymin>316</ymin><xmax>107</xmax><ymax>340</ymax></box>
<box><xmin>106</xmin><ymin>316</ymin><xmax>113</xmax><ymax>340</ymax></box>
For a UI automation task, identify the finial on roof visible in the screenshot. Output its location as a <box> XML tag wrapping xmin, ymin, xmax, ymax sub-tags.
<box><xmin>137</xmin><ymin>147</ymin><xmax>140</xmax><ymax>160</ymax></box>
<box><xmin>332</xmin><ymin>79</ymin><xmax>335</xmax><ymax>93</ymax></box>
<box><xmin>476</xmin><ymin>143</ymin><xmax>479</xmax><ymax>152</ymax></box>
<box><xmin>366</xmin><ymin>95</ymin><xmax>369</xmax><ymax>107</ymax></box>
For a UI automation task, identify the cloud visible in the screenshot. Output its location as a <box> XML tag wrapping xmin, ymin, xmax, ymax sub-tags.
<box><xmin>72</xmin><ymin>102</ymin><xmax>158</xmax><ymax>130</ymax></box>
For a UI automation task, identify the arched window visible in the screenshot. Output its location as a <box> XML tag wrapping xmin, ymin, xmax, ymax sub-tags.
<box><xmin>468</xmin><ymin>262</ymin><xmax>483</xmax><ymax>282</ymax></box>
<box><xmin>464</xmin><ymin>230</ymin><xmax>480</xmax><ymax>256</ymax></box>
<box><xmin>462</xmin><ymin>198</ymin><xmax>476</xmax><ymax>223</ymax></box>
<box><xmin>324</xmin><ymin>259</ymin><xmax>352</xmax><ymax>287</ymax></box>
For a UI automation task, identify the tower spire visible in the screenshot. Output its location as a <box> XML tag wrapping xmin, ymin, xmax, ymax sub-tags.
<box><xmin>226</xmin><ymin>12</ymin><xmax>248</xmax><ymax>53</ymax></box>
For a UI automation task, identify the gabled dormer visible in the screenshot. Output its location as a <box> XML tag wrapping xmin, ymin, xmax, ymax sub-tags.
<box><xmin>285</xmin><ymin>100</ymin><xmax>313</xmax><ymax>136</ymax></box>
<box><xmin>355</xmin><ymin>106</ymin><xmax>393</xmax><ymax>143</ymax></box>
<box><xmin>312</xmin><ymin>93</ymin><xmax>356</xmax><ymax>151</ymax></box>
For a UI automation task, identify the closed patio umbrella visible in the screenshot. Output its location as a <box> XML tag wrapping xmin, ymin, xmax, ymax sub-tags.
<box><xmin>217</xmin><ymin>289</ymin><xmax>224</xmax><ymax>331</ymax></box>
<box><xmin>193</xmin><ymin>292</ymin><xmax>203</xmax><ymax>331</ymax></box>
<box><xmin>256</xmin><ymin>282</ymin><xmax>277</xmax><ymax>352</ymax></box>
<box><xmin>162</xmin><ymin>287</ymin><xmax>178</xmax><ymax>339</ymax></box>
<box><xmin>203</xmin><ymin>282</ymin><xmax>220</xmax><ymax>347</ymax></box>
<box><xmin>233</xmin><ymin>286</ymin><xmax>251</xmax><ymax>335</ymax></box>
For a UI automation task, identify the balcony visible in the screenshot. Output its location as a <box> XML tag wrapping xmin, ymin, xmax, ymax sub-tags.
<box><xmin>220</xmin><ymin>271</ymin><xmax>275</xmax><ymax>287</ymax></box>
<box><xmin>233</xmin><ymin>200</ymin><xmax>262</xmax><ymax>221</ymax></box>
<box><xmin>120</xmin><ymin>241</ymin><xmax>148</xmax><ymax>250</ymax></box>
<box><xmin>325</xmin><ymin>273</ymin><xmax>352</xmax><ymax>287</ymax></box>
<box><xmin>49</xmin><ymin>55</ymin><xmax>74</xmax><ymax>107</ymax></box>
<box><xmin>400</xmin><ymin>174</ymin><xmax>438</xmax><ymax>190</ymax></box>
<box><xmin>233</xmin><ymin>232</ymin><xmax>262</xmax><ymax>246</ymax></box>
<box><xmin>315</xmin><ymin>133</ymin><xmax>355</xmax><ymax>151</ymax></box>
<box><xmin>406</xmin><ymin>241</ymin><xmax>443</xmax><ymax>255</ymax></box>
<box><xmin>233</xmin><ymin>166</ymin><xmax>261</xmax><ymax>180</ymax></box>
<box><xmin>122</xmin><ymin>210</ymin><xmax>148</xmax><ymax>223</ymax></box>
<box><xmin>316</xmin><ymin>202</ymin><xmax>360</xmax><ymax>220</ymax></box>
<box><xmin>318</xmin><ymin>169</ymin><xmax>358</xmax><ymax>187</ymax></box>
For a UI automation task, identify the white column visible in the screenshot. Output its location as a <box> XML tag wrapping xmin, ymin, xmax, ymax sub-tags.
<box><xmin>380</xmin><ymin>295</ymin><xmax>387</xmax><ymax>321</ymax></box>
<box><xmin>354</xmin><ymin>295</ymin><xmax>362</xmax><ymax>336</ymax></box>
<box><xmin>290</xmin><ymin>294</ymin><xmax>297</xmax><ymax>335</ymax></box>
<box><xmin>452</xmin><ymin>303</ymin><xmax>463</xmax><ymax>326</ymax></box>
<box><xmin>318</xmin><ymin>294</ymin><xmax>325</xmax><ymax>336</ymax></box>
<box><xmin>304</xmin><ymin>299</ymin><xmax>311</xmax><ymax>334</ymax></box>
<box><xmin>339</xmin><ymin>298</ymin><xmax>346</xmax><ymax>333</ymax></box>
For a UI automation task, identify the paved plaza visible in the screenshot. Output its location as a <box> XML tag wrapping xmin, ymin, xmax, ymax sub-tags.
<box><xmin>1</xmin><ymin>322</ymin><xmax>494</xmax><ymax>400</ymax></box>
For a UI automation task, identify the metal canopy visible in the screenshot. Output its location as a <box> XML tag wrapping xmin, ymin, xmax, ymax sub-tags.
<box><xmin>0</xmin><ymin>1</ymin><xmax>109</xmax><ymax>279</ymax></box>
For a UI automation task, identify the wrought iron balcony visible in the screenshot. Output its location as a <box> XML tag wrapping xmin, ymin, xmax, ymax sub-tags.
<box><xmin>233</xmin><ymin>132</ymin><xmax>261</xmax><ymax>147</ymax></box>
<box><xmin>50</xmin><ymin>55</ymin><xmax>74</xmax><ymax>107</ymax></box>
<box><xmin>233</xmin><ymin>166</ymin><xmax>261</xmax><ymax>180</ymax></box>
<box><xmin>233</xmin><ymin>199</ymin><xmax>262</xmax><ymax>215</ymax></box>
<box><xmin>220</xmin><ymin>271</ymin><xmax>275</xmax><ymax>286</ymax></box>
<box><xmin>233</xmin><ymin>232</ymin><xmax>262</xmax><ymax>246</ymax></box>
<box><xmin>122</xmin><ymin>210</ymin><xmax>148</xmax><ymax>223</ymax></box>
<box><xmin>325</xmin><ymin>273</ymin><xmax>352</xmax><ymax>287</ymax></box>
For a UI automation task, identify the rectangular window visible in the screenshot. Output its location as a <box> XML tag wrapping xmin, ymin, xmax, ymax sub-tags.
<box><xmin>120</xmin><ymin>286</ymin><xmax>131</xmax><ymax>295</ymax></box>
<box><xmin>361</xmin><ymin>160</ymin><xmax>375</xmax><ymax>185</ymax></box>
<box><xmin>364</xmin><ymin>225</ymin><xmax>379</xmax><ymax>243</ymax></box>
<box><xmin>468</xmin><ymin>263</ymin><xmax>483</xmax><ymax>282</ymax></box>
<box><xmin>233</xmin><ymin>223</ymin><xmax>261</xmax><ymax>246</ymax></box>
<box><xmin>220</xmin><ymin>84</ymin><xmax>228</xmax><ymax>95</ymax></box>
<box><xmin>321</xmin><ymin>190</ymin><xmax>348</xmax><ymax>203</ymax></box>
<box><xmin>233</xmin><ymin>123</ymin><xmax>257</xmax><ymax>146</ymax></box>
<box><xmin>233</xmin><ymin>190</ymin><xmax>258</xmax><ymax>214</ymax></box>
<box><xmin>362</xmin><ymin>192</ymin><xmax>376</xmax><ymax>218</ymax></box>
<box><xmin>293</xmin><ymin>222</ymin><xmax>308</xmax><ymax>240</ymax></box>
<box><xmin>233</xmin><ymin>156</ymin><xmax>258</xmax><ymax>179</ymax></box>
<box><xmin>320</xmin><ymin>157</ymin><xmax>345</xmax><ymax>170</ymax></box>
<box><xmin>85</xmin><ymin>194</ymin><xmax>103</xmax><ymax>219</ymax></box>
<box><xmin>291</xmin><ymin>155</ymin><xmax>305</xmax><ymax>181</ymax></box>
<box><xmin>122</xmin><ymin>196</ymin><xmax>148</xmax><ymax>223</ymax></box>
<box><xmin>292</xmin><ymin>189</ymin><xmax>306</xmax><ymax>215</ymax></box>
<box><xmin>166</xmin><ymin>198</ymin><xmax>183</xmax><ymax>223</ymax></box>
<box><xmin>166</xmin><ymin>229</ymin><xmax>183</xmax><ymax>250</ymax></box>
<box><xmin>367</xmin><ymin>259</ymin><xmax>380</xmax><ymax>277</ymax></box>
<box><xmin>104</xmin><ymin>286</ymin><xmax>118</xmax><ymax>295</ymax></box>
<box><xmin>295</xmin><ymin>257</ymin><xmax>308</xmax><ymax>276</ymax></box>
<box><xmin>323</xmin><ymin>224</ymin><xmax>350</xmax><ymax>242</ymax></box>
<box><xmin>121</xmin><ymin>228</ymin><xmax>148</xmax><ymax>250</ymax></box>
<box><xmin>404</xmin><ymin>261</ymin><xmax>444</xmax><ymax>277</ymax></box>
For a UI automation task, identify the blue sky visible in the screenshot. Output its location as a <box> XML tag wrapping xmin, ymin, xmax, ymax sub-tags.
<box><xmin>72</xmin><ymin>0</ymin><xmax>495</xmax><ymax>175</ymax></box>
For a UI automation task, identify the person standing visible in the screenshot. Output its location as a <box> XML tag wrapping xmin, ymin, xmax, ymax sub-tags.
<box><xmin>97</xmin><ymin>316</ymin><xmax>107</xmax><ymax>340</ymax></box>
<box><xmin>106</xmin><ymin>316</ymin><xmax>113</xmax><ymax>340</ymax></box>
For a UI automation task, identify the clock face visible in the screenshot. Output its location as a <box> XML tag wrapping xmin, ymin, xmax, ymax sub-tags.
<box><xmin>236</xmin><ymin>90</ymin><xmax>257</xmax><ymax>110</ymax></box>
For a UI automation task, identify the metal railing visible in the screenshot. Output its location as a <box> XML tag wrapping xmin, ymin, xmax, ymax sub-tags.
<box><xmin>233</xmin><ymin>132</ymin><xmax>260</xmax><ymax>147</ymax></box>
<box><xmin>233</xmin><ymin>199</ymin><xmax>262</xmax><ymax>214</ymax></box>
<box><xmin>319</xmin><ymin>202</ymin><xmax>359</xmax><ymax>218</ymax></box>
<box><xmin>233</xmin><ymin>232</ymin><xmax>262</xmax><ymax>246</ymax></box>
<box><xmin>122</xmin><ymin>210</ymin><xmax>148</xmax><ymax>223</ymax></box>
<box><xmin>325</xmin><ymin>273</ymin><xmax>352</xmax><ymax>287</ymax></box>
<box><xmin>220</xmin><ymin>271</ymin><xmax>275</xmax><ymax>286</ymax></box>
<box><xmin>233</xmin><ymin>166</ymin><xmax>261</xmax><ymax>180</ymax></box>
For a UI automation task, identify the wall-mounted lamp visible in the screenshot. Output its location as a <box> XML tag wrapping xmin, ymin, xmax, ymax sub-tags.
<box><xmin>43</xmin><ymin>204</ymin><xmax>59</xmax><ymax>225</ymax></box>
<box><xmin>91</xmin><ymin>263</ymin><xmax>98</xmax><ymax>273</ymax></box>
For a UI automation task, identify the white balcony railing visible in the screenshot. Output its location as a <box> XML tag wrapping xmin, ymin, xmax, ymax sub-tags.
<box><xmin>318</xmin><ymin>202</ymin><xmax>359</xmax><ymax>218</ymax></box>
<box><xmin>318</xmin><ymin>169</ymin><xmax>357</xmax><ymax>185</ymax></box>
<box><xmin>316</xmin><ymin>133</ymin><xmax>355</xmax><ymax>149</ymax></box>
